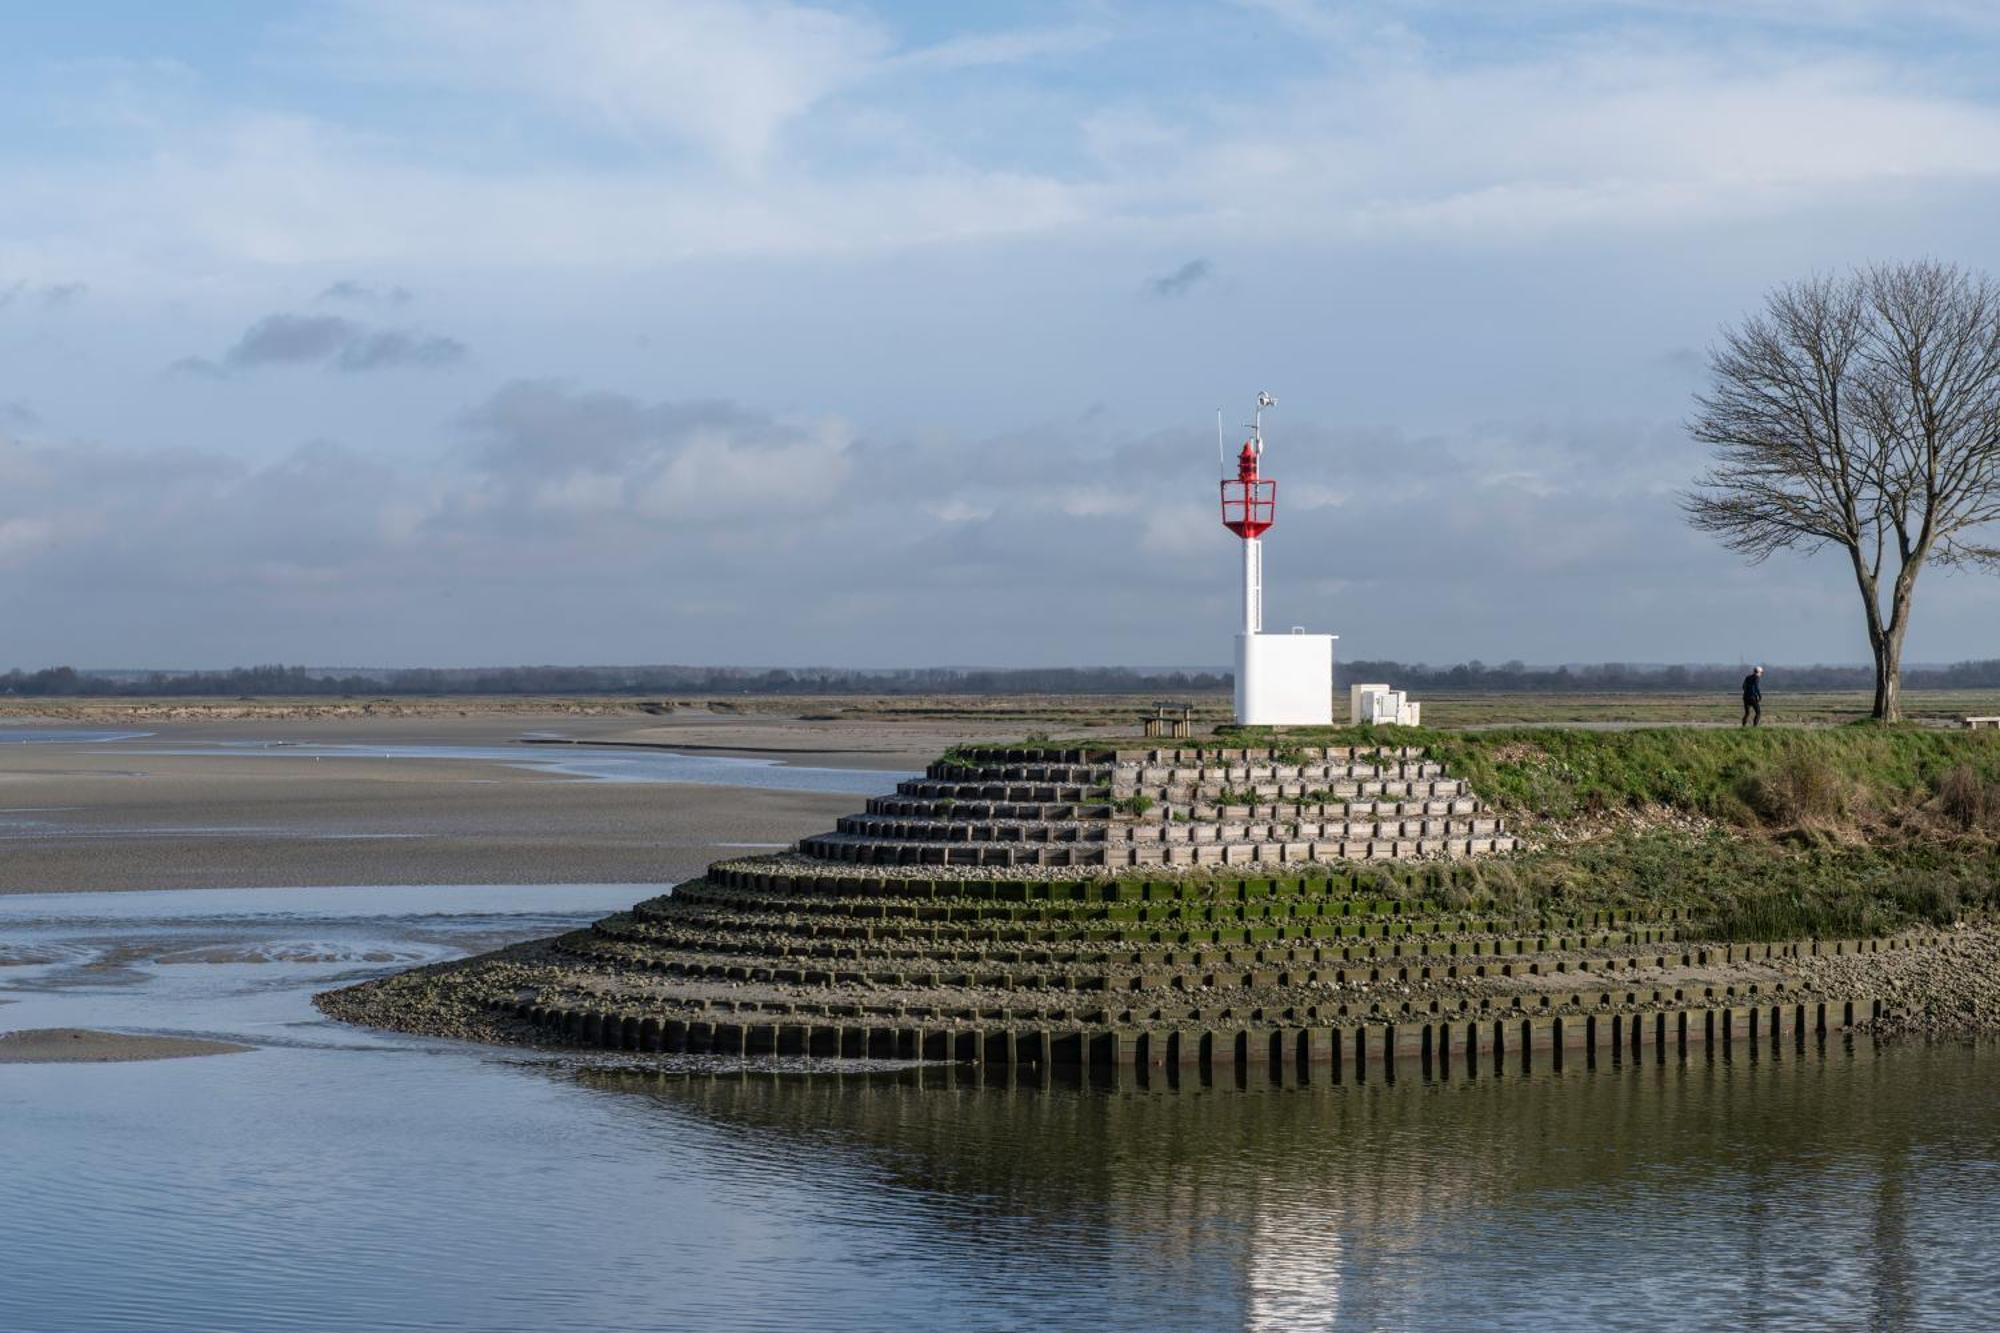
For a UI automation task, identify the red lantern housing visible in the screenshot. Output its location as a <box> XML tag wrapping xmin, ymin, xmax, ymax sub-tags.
<box><xmin>1220</xmin><ymin>441</ymin><xmax>1276</xmax><ymax>538</ymax></box>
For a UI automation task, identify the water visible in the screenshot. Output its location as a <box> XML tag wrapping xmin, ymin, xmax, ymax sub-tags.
<box><xmin>4</xmin><ymin>885</ymin><xmax>1998</xmax><ymax>1332</ymax></box>
<box><xmin>120</xmin><ymin>739</ymin><xmax>907</xmax><ymax>792</ymax></box>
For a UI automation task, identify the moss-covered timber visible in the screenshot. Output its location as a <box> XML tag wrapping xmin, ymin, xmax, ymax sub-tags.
<box><xmin>316</xmin><ymin>730</ymin><xmax>2000</xmax><ymax>1070</ymax></box>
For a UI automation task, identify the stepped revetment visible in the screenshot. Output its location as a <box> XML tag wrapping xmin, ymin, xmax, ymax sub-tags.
<box><xmin>321</xmin><ymin>741</ymin><xmax>1903</xmax><ymax>1078</ymax></box>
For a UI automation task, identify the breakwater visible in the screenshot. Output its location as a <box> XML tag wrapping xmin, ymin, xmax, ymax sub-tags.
<box><xmin>322</xmin><ymin>744</ymin><xmax>1912</xmax><ymax>1072</ymax></box>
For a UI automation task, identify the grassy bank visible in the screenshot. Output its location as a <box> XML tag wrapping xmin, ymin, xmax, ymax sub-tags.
<box><xmin>1430</xmin><ymin>725</ymin><xmax>2000</xmax><ymax>940</ymax></box>
<box><xmin>1014</xmin><ymin>723</ymin><xmax>2000</xmax><ymax>942</ymax></box>
<box><xmin>1418</xmin><ymin>726</ymin><xmax>1999</xmax><ymax>940</ymax></box>
<box><xmin>1416</xmin><ymin>724</ymin><xmax>2000</xmax><ymax>825</ymax></box>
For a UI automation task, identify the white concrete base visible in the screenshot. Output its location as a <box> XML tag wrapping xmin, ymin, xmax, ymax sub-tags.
<box><xmin>1235</xmin><ymin>632</ymin><xmax>1335</xmax><ymax>726</ymax></box>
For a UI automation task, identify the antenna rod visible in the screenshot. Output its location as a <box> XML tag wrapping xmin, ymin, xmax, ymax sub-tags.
<box><xmin>1216</xmin><ymin>408</ymin><xmax>1225</xmax><ymax>476</ymax></box>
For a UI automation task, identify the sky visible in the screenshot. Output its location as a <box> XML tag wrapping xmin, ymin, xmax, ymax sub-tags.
<box><xmin>3</xmin><ymin>0</ymin><xmax>1999</xmax><ymax>670</ymax></box>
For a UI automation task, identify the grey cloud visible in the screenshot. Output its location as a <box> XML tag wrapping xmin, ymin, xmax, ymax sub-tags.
<box><xmin>335</xmin><ymin>329</ymin><xmax>466</xmax><ymax>372</ymax></box>
<box><xmin>199</xmin><ymin>312</ymin><xmax>467</xmax><ymax>374</ymax></box>
<box><xmin>165</xmin><ymin>356</ymin><xmax>228</xmax><ymax>379</ymax></box>
<box><xmin>463</xmin><ymin>380</ymin><xmax>756</xmax><ymax>476</ymax></box>
<box><xmin>1</xmin><ymin>399</ymin><xmax>38</xmax><ymax>429</ymax></box>
<box><xmin>1150</xmin><ymin>259</ymin><xmax>1211</xmax><ymax>298</ymax></box>
<box><xmin>318</xmin><ymin>280</ymin><xmax>416</xmax><ymax>307</ymax></box>
<box><xmin>455</xmin><ymin>380</ymin><xmax>848</xmax><ymax>534</ymax></box>
<box><xmin>0</xmin><ymin>279</ymin><xmax>86</xmax><ymax>311</ymax></box>
<box><xmin>228</xmin><ymin>314</ymin><xmax>357</xmax><ymax>367</ymax></box>
<box><xmin>0</xmin><ymin>433</ymin><xmax>410</xmax><ymax>620</ymax></box>
<box><xmin>6</xmin><ymin>381</ymin><xmax>1988</xmax><ymax>669</ymax></box>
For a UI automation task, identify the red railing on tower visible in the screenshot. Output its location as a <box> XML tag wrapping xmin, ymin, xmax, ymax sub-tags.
<box><xmin>1220</xmin><ymin>441</ymin><xmax>1275</xmax><ymax>538</ymax></box>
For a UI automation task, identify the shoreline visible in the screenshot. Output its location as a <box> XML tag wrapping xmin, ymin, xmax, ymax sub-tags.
<box><xmin>314</xmin><ymin>917</ymin><xmax>2000</xmax><ymax>1060</ymax></box>
<box><xmin>0</xmin><ymin>1028</ymin><xmax>250</xmax><ymax>1063</ymax></box>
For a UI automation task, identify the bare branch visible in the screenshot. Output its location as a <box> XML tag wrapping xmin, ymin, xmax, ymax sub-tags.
<box><xmin>1686</xmin><ymin>260</ymin><xmax>2000</xmax><ymax>720</ymax></box>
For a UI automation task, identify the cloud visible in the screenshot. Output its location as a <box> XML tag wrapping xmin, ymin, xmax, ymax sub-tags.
<box><xmin>0</xmin><ymin>400</ymin><xmax>38</xmax><ymax>429</ymax></box>
<box><xmin>323</xmin><ymin>0</ymin><xmax>891</xmax><ymax>174</ymax></box>
<box><xmin>1</xmin><ymin>378</ymin><xmax>1994</xmax><ymax>667</ymax></box>
<box><xmin>457</xmin><ymin>379</ymin><xmax>852</xmax><ymax>529</ymax></box>
<box><xmin>1150</xmin><ymin>259</ymin><xmax>1212</xmax><ymax>298</ymax></box>
<box><xmin>317</xmin><ymin>280</ymin><xmax>415</xmax><ymax>306</ymax></box>
<box><xmin>227</xmin><ymin>314</ymin><xmax>354</xmax><ymax>367</ymax></box>
<box><xmin>334</xmin><ymin>328</ymin><xmax>466</xmax><ymax>371</ymax></box>
<box><xmin>319</xmin><ymin>2</ymin><xmax>1108</xmax><ymax>179</ymax></box>
<box><xmin>0</xmin><ymin>280</ymin><xmax>87</xmax><ymax>311</ymax></box>
<box><xmin>6</xmin><ymin>4</ymin><xmax>2000</xmax><ymax>669</ymax></box>
<box><xmin>196</xmin><ymin>312</ymin><xmax>467</xmax><ymax>374</ymax></box>
<box><xmin>165</xmin><ymin>356</ymin><xmax>228</xmax><ymax>380</ymax></box>
<box><xmin>887</xmin><ymin>24</ymin><xmax>1108</xmax><ymax>74</ymax></box>
<box><xmin>24</xmin><ymin>9</ymin><xmax>1995</xmax><ymax>276</ymax></box>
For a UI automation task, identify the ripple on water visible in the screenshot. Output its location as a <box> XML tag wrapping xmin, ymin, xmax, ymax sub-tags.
<box><xmin>6</xmin><ymin>886</ymin><xmax>2000</xmax><ymax>1332</ymax></box>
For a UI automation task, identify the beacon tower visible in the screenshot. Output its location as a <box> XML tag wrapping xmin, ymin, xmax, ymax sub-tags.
<box><xmin>1220</xmin><ymin>394</ymin><xmax>1335</xmax><ymax>726</ymax></box>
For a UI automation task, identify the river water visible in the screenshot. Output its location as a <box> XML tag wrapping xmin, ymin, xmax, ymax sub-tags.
<box><xmin>5</xmin><ymin>884</ymin><xmax>1999</xmax><ymax>1331</ymax></box>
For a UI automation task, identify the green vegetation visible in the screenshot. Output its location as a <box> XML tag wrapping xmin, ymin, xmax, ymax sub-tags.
<box><xmin>1413</xmin><ymin>724</ymin><xmax>1999</xmax><ymax>822</ymax></box>
<box><xmin>1480</xmin><ymin>831</ymin><xmax>2000</xmax><ymax>942</ymax></box>
<box><xmin>1112</xmin><ymin>794</ymin><xmax>1154</xmax><ymax>816</ymax></box>
<box><xmin>1431</xmin><ymin>727</ymin><xmax>2000</xmax><ymax>940</ymax></box>
<box><xmin>994</xmin><ymin>722</ymin><xmax>2000</xmax><ymax>943</ymax></box>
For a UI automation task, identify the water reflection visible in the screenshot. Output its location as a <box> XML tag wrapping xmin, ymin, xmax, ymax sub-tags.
<box><xmin>589</xmin><ymin>1039</ymin><xmax>2000</xmax><ymax>1331</ymax></box>
<box><xmin>4</xmin><ymin>884</ymin><xmax>1997</xmax><ymax>1331</ymax></box>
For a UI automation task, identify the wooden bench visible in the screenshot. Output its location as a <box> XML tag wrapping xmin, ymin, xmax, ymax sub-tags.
<box><xmin>1966</xmin><ymin>716</ymin><xmax>2000</xmax><ymax>730</ymax></box>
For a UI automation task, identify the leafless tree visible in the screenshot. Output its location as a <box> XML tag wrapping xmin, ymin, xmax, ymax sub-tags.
<box><xmin>1685</xmin><ymin>261</ymin><xmax>2000</xmax><ymax>720</ymax></box>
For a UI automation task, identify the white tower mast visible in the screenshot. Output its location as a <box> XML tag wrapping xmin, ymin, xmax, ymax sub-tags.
<box><xmin>1241</xmin><ymin>392</ymin><xmax>1273</xmax><ymax>637</ymax></box>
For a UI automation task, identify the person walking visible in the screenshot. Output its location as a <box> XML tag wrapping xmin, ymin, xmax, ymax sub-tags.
<box><xmin>1741</xmin><ymin>666</ymin><xmax>1764</xmax><ymax>727</ymax></box>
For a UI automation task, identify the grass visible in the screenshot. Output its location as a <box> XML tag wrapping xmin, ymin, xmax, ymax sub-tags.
<box><xmin>1400</xmin><ymin>689</ymin><xmax>2000</xmax><ymax>728</ymax></box>
<box><xmin>1419</xmin><ymin>724</ymin><xmax>2000</xmax><ymax>827</ymax></box>
<box><xmin>1497</xmin><ymin>831</ymin><xmax>2000</xmax><ymax>941</ymax></box>
<box><xmin>1004</xmin><ymin>719</ymin><xmax>2000</xmax><ymax>943</ymax></box>
<box><xmin>1113</xmin><ymin>720</ymin><xmax>2000</xmax><ymax>826</ymax></box>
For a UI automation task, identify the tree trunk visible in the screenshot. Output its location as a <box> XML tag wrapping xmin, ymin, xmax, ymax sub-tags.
<box><xmin>1849</xmin><ymin>549</ymin><xmax>1896</xmax><ymax>722</ymax></box>
<box><xmin>1872</xmin><ymin>637</ymin><xmax>1900</xmax><ymax>721</ymax></box>
<box><xmin>1875</xmin><ymin>614</ymin><xmax>1911</xmax><ymax>723</ymax></box>
<box><xmin>1874</xmin><ymin>555</ymin><xmax>1926</xmax><ymax>723</ymax></box>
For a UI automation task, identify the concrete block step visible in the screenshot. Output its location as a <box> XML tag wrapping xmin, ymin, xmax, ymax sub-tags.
<box><xmin>1136</xmin><ymin>772</ymin><xmax>1480</xmax><ymax>792</ymax></box>
<box><xmin>866</xmin><ymin>797</ymin><xmax>1112</xmax><ymax>821</ymax></box>
<box><xmin>925</xmin><ymin>762</ymin><xmax>1112</xmax><ymax>783</ymax></box>
<box><xmin>1119</xmin><ymin>762</ymin><xmax>1445</xmax><ymax>786</ymax></box>
<box><xmin>798</xmin><ymin>833</ymin><xmax>1520</xmax><ymax>868</ymax></box>
<box><xmin>834</xmin><ymin>815</ymin><xmax>1501</xmax><ymax>844</ymax></box>
<box><xmin>896</xmin><ymin>780</ymin><xmax>1107</xmax><ymax>803</ymax></box>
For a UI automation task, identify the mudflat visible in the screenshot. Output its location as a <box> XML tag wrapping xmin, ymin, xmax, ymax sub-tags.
<box><xmin>0</xmin><ymin>709</ymin><xmax>992</xmax><ymax>894</ymax></box>
<box><xmin>0</xmin><ymin>1028</ymin><xmax>249</xmax><ymax>1063</ymax></box>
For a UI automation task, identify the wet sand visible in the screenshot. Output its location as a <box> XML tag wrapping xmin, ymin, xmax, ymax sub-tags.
<box><xmin>0</xmin><ymin>712</ymin><xmax>972</xmax><ymax>894</ymax></box>
<box><xmin>0</xmin><ymin>1028</ymin><xmax>249</xmax><ymax>1063</ymax></box>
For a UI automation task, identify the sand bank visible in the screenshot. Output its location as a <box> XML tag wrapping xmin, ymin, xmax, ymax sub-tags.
<box><xmin>0</xmin><ymin>1028</ymin><xmax>249</xmax><ymax>1063</ymax></box>
<box><xmin>0</xmin><ymin>713</ymin><xmax>899</xmax><ymax>893</ymax></box>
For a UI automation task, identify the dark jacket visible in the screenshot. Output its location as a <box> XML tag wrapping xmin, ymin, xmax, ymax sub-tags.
<box><xmin>1742</xmin><ymin>673</ymin><xmax>1762</xmax><ymax>704</ymax></box>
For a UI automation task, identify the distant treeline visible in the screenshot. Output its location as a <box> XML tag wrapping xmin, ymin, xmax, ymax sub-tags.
<box><xmin>1338</xmin><ymin>660</ymin><xmax>2000</xmax><ymax>692</ymax></box>
<box><xmin>0</xmin><ymin>663</ymin><xmax>1232</xmax><ymax>697</ymax></box>
<box><xmin>5</xmin><ymin>659</ymin><xmax>1999</xmax><ymax>698</ymax></box>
